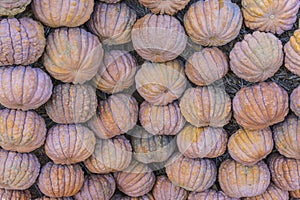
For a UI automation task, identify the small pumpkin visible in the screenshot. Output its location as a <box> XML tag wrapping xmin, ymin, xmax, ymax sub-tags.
<box><xmin>32</xmin><ymin>0</ymin><xmax>94</xmax><ymax>27</ymax></box>
<box><xmin>45</xmin><ymin>124</ymin><xmax>96</xmax><ymax>165</ymax></box>
<box><xmin>0</xmin><ymin>0</ymin><xmax>31</xmax><ymax>16</ymax></box>
<box><xmin>92</xmin><ymin>50</ymin><xmax>137</xmax><ymax>94</ymax></box>
<box><xmin>179</xmin><ymin>86</ymin><xmax>232</xmax><ymax>127</ymax></box>
<box><xmin>84</xmin><ymin>135</ymin><xmax>132</xmax><ymax>174</ymax></box>
<box><xmin>0</xmin><ymin>189</ymin><xmax>31</xmax><ymax>200</ymax></box>
<box><xmin>74</xmin><ymin>174</ymin><xmax>116</xmax><ymax>200</ymax></box>
<box><xmin>233</xmin><ymin>82</ymin><xmax>289</xmax><ymax>130</ymax></box>
<box><xmin>243</xmin><ymin>183</ymin><xmax>289</xmax><ymax>200</ymax></box>
<box><xmin>0</xmin><ymin>17</ymin><xmax>46</xmax><ymax>66</ymax></box>
<box><xmin>88</xmin><ymin>2</ymin><xmax>137</xmax><ymax>45</ymax></box>
<box><xmin>177</xmin><ymin>125</ymin><xmax>227</xmax><ymax>159</ymax></box>
<box><xmin>135</xmin><ymin>60</ymin><xmax>187</xmax><ymax>106</ymax></box>
<box><xmin>219</xmin><ymin>159</ymin><xmax>270</xmax><ymax>198</ymax></box>
<box><xmin>152</xmin><ymin>175</ymin><xmax>188</xmax><ymax>200</ymax></box>
<box><xmin>0</xmin><ymin>149</ymin><xmax>40</xmax><ymax>190</ymax></box>
<box><xmin>284</xmin><ymin>29</ymin><xmax>300</xmax><ymax>76</ymax></box>
<box><xmin>228</xmin><ymin>128</ymin><xmax>273</xmax><ymax>166</ymax></box>
<box><xmin>290</xmin><ymin>189</ymin><xmax>300</xmax><ymax>198</ymax></box>
<box><xmin>138</xmin><ymin>0</ymin><xmax>190</xmax><ymax>15</ymax></box>
<box><xmin>184</xmin><ymin>0</ymin><xmax>242</xmax><ymax>46</ymax></box>
<box><xmin>132</xmin><ymin>14</ymin><xmax>187</xmax><ymax>62</ymax></box>
<box><xmin>45</xmin><ymin>83</ymin><xmax>97</xmax><ymax>124</ymax></box>
<box><xmin>230</xmin><ymin>31</ymin><xmax>283</xmax><ymax>82</ymax></box>
<box><xmin>38</xmin><ymin>162</ymin><xmax>84</xmax><ymax>198</ymax></box>
<box><xmin>291</xmin><ymin>85</ymin><xmax>300</xmax><ymax>117</ymax></box>
<box><xmin>43</xmin><ymin>28</ymin><xmax>104</xmax><ymax>84</ymax></box>
<box><xmin>166</xmin><ymin>153</ymin><xmax>217</xmax><ymax>192</ymax></box>
<box><xmin>188</xmin><ymin>190</ymin><xmax>239</xmax><ymax>200</ymax></box>
<box><xmin>87</xmin><ymin>93</ymin><xmax>138</xmax><ymax>139</ymax></box>
<box><xmin>113</xmin><ymin>160</ymin><xmax>156</xmax><ymax>197</ymax></box>
<box><xmin>242</xmin><ymin>0</ymin><xmax>299</xmax><ymax>34</ymax></box>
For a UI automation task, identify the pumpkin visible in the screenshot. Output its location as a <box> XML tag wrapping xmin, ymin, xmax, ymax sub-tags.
<box><xmin>45</xmin><ymin>83</ymin><xmax>97</xmax><ymax>124</ymax></box>
<box><xmin>233</xmin><ymin>82</ymin><xmax>289</xmax><ymax>130</ymax></box>
<box><xmin>138</xmin><ymin>0</ymin><xmax>190</xmax><ymax>15</ymax></box>
<box><xmin>99</xmin><ymin>0</ymin><xmax>121</xmax><ymax>3</ymax></box>
<box><xmin>273</xmin><ymin>115</ymin><xmax>300</xmax><ymax>159</ymax></box>
<box><xmin>291</xmin><ymin>85</ymin><xmax>300</xmax><ymax>117</ymax></box>
<box><xmin>87</xmin><ymin>93</ymin><xmax>138</xmax><ymax>139</ymax></box>
<box><xmin>242</xmin><ymin>0</ymin><xmax>299</xmax><ymax>34</ymax></box>
<box><xmin>268</xmin><ymin>153</ymin><xmax>300</xmax><ymax>191</ymax></box>
<box><xmin>84</xmin><ymin>135</ymin><xmax>132</xmax><ymax>174</ymax></box>
<box><xmin>185</xmin><ymin>47</ymin><xmax>229</xmax><ymax>86</ymax></box>
<box><xmin>284</xmin><ymin>29</ymin><xmax>300</xmax><ymax>77</ymax></box>
<box><xmin>0</xmin><ymin>0</ymin><xmax>31</xmax><ymax>16</ymax></box>
<box><xmin>0</xmin><ymin>149</ymin><xmax>40</xmax><ymax>190</ymax></box>
<box><xmin>177</xmin><ymin>125</ymin><xmax>227</xmax><ymax>159</ymax></box>
<box><xmin>230</xmin><ymin>31</ymin><xmax>283</xmax><ymax>82</ymax></box>
<box><xmin>38</xmin><ymin>162</ymin><xmax>84</xmax><ymax>198</ymax></box>
<box><xmin>112</xmin><ymin>193</ymin><xmax>155</xmax><ymax>200</ymax></box>
<box><xmin>35</xmin><ymin>197</ymin><xmax>73</xmax><ymax>200</ymax></box>
<box><xmin>92</xmin><ymin>50</ymin><xmax>137</xmax><ymax>94</ymax></box>
<box><xmin>113</xmin><ymin>160</ymin><xmax>156</xmax><ymax>197</ymax></box>
<box><xmin>139</xmin><ymin>101</ymin><xmax>186</xmax><ymax>136</ymax></box>
<box><xmin>0</xmin><ymin>17</ymin><xmax>46</xmax><ymax>66</ymax></box>
<box><xmin>228</xmin><ymin>128</ymin><xmax>273</xmax><ymax>166</ymax></box>
<box><xmin>243</xmin><ymin>183</ymin><xmax>289</xmax><ymax>200</ymax></box>
<box><xmin>188</xmin><ymin>190</ymin><xmax>239</xmax><ymax>200</ymax></box>
<box><xmin>88</xmin><ymin>2</ymin><xmax>137</xmax><ymax>45</ymax></box>
<box><xmin>0</xmin><ymin>66</ymin><xmax>53</xmax><ymax>111</ymax></box>
<box><xmin>135</xmin><ymin>60</ymin><xmax>187</xmax><ymax>106</ymax></box>
<box><xmin>184</xmin><ymin>0</ymin><xmax>242</xmax><ymax>46</ymax></box>
<box><xmin>179</xmin><ymin>86</ymin><xmax>232</xmax><ymax>127</ymax></box>
<box><xmin>132</xmin><ymin>14</ymin><xmax>187</xmax><ymax>62</ymax></box>
<box><xmin>0</xmin><ymin>189</ymin><xmax>31</xmax><ymax>200</ymax></box>
<box><xmin>152</xmin><ymin>175</ymin><xmax>188</xmax><ymax>200</ymax></box>
<box><xmin>166</xmin><ymin>153</ymin><xmax>217</xmax><ymax>192</ymax></box>
<box><xmin>43</xmin><ymin>28</ymin><xmax>104</xmax><ymax>84</ymax></box>
<box><xmin>32</xmin><ymin>0</ymin><xmax>94</xmax><ymax>27</ymax></box>
<box><xmin>290</xmin><ymin>189</ymin><xmax>300</xmax><ymax>198</ymax></box>
<box><xmin>0</xmin><ymin>109</ymin><xmax>46</xmax><ymax>153</ymax></box>
<box><xmin>45</xmin><ymin>124</ymin><xmax>96</xmax><ymax>165</ymax></box>
<box><xmin>130</xmin><ymin>126</ymin><xmax>176</xmax><ymax>163</ymax></box>
<box><xmin>219</xmin><ymin>159</ymin><xmax>270</xmax><ymax>198</ymax></box>
<box><xmin>74</xmin><ymin>174</ymin><xmax>116</xmax><ymax>200</ymax></box>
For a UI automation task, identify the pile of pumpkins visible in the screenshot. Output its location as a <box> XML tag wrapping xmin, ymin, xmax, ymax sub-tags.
<box><xmin>0</xmin><ymin>0</ymin><xmax>300</xmax><ymax>199</ymax></box>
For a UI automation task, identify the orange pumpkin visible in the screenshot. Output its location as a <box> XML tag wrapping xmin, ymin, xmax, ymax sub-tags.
<box><xmin>284</xmin><ymin>29</ymin><xmax>300</xmax><ymax>76</ymax></box>
<box><xmin>290</xmin><ymin>189</ymin><xmax>300</xmax><ymax>198</ymax></box>
<box><xmin>291</xmin><ymin>85</ymin><xmax>300</xmax><ymax>117</ymax></box>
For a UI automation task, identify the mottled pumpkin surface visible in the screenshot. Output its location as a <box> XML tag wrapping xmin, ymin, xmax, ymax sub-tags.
<box><xmin>244</xmin><ymin>183</ymin><xmax>289</xmax><ymax>200</ymax></box>
<box><xmin>0</xmin><ymin>188</ymin><xmax>31</xmax><ymax>200</ymax></box>
<box><xmin>188</xmin><ymin>189</ymin><xmax>239</xmax><ymax>200</ymax></box>
<box><xmin>138</xmin><ymin>0</ymin><xmax>190</xmax><ymax>15</ymax></box>
<box><xmin>285</xmin><ymin>29</ymin><xmax>300</xmax><ymax>76</ymax></box>
<box><xmin>0</xmin><ymin>0</ymin><xmax>31</xmax><ymax>16</ymax></box>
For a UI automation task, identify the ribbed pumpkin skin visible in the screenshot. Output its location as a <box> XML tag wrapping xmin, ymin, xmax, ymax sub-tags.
<box><xmin>219</xmin><ymin>159</ymin><xmax>270</xmax><ymax>198</ymax></box>
<box><xmin>135</xmin><ymin>60</ymin><xmax>187</xmax><ymax>106</ymax></box>
<box><xmin>131</xmin><ymin>127</ymin><xmax>176</xmax><ymax>164</ymax></box>
<box><xmin>284</xmin><ymin>29</ymin><xmax>300</xmax><ymax>76</ymax></box>
<box><xmin>139</xmin><ymin>101</ymin><xmax>186</xmax><ymax>136</ymax></box>
<box><xmin>84</xmin><ymin>135</ymin><xmax>132</xmax><ymax>174</ymax></box>
<box><xmin>43</xmin><ymin>28</ymin><xmax>103</xmax><ymax>84</ymax></box>
<box><xmin>273</xmin><ymin>115</ymin><xmax>300</xmax><ymax>159</ymax></box>
<box><xmin>186</xmin><ymin>48</ymin><xmax>228</xmax><ymax>86</ymax></box>
<box><xmin>112</xmin><ymin>193</ymin><xmax>155</xmax><ymax>200</ymax></box>
<box><xmin>92</xmin><ymin>50</ymin><xmax>137</xmax><ymax>94</ymax></box>
<box><xmin>268</xmin><ymin>153</ymin><xmax>300</xmax><ymax>191</ymax></box>
<box><xmin>32</xmin><ymin>0</ymin><xmax>94</xmax><ymax>28</ymax></box>
<box><xmin>228</xmin><ymin>128</ymin><xmax>273</xmax><ymax>166</ymax></box>
<box><xmin>35</xmin><ymin>197</ymin><xmax>73</xmax><ymax>200</ymax></box>
<box><xmin>291</xmin><ymin>85</ymin><xmax>300</xmax><ymax>117</ymax></box>
<box><xmin>74</xmin><ymin>174</ymin><xmax>116</xmax><ymax>200</ymax></box>
<box><xmin>88</xmin><ymin>2</ymin><xmax>137</xmax><ymax>45</ymax></box>
<box><xmin>0</xmin><ymin>0</ymin><xmax>31</xmax><ymax>16</ymax></box>
<box><xmin>0</xmin><ymin>189</ymin><xmax>31</xmax><ymax>200</ymax></box>
<box><xmin>188</xmin><ymin>190</ymin><xmax>239</xmax><ymax>200</ymax></box>
<box><xmin>179</xmin><ymin>86</ymin><xmax>232</xmax><ymax>127</ymax></box>
<box><xmin>38</xmin><ymin>162</ymin><xmax>84</xmax><ymax>198</ymax></box>
<box><xmin>230</xmin><ymin>31</ymin><xmax>283</xmax><ymax>82</ymax></box>
<box><xmin>152</xmin><ymin>175</ymin><xmax>188</xmax><ymax>200</ymax></box>
<box><xmin>233</xmin><ymin>82</ymin><xmax>289</xmax><ymax>130</ymax></box>
<box><xmin>242</xmin><ymin>0</ymin><xmax>299</xmax><ymax>34</ymax></box>
<box><xmin>184</xmin><ymin>0</ymin><xmax>242</xmax><ymax>46</ymax></box>
<box><xmin>244</xmin><ymin>183</ymin><xmax>289</xmax><ymax>200</ymax></box>
<box><xmin>99</xmin><ymin>0</ymin><xmax>121</xmax><ymax>3</ymax></box>
<box><xmin>113</xmin><ymin>160</ymin><xmax>156</xmax><ymax>197</ymax></box>
<box><xmin>45</xmin><ymin>83</ymin><xmax>97</xmax><ymax>124</ymax></box>
<box><xmin>177</xmin><ymin>125</ymin><xmax>227</xmax><ymax>159</ymax></box>
<box><xmin>166</xmin><ymin>153</ymin><xmax>217</xmax><ymax>192</ymax></box>
<box><xmin>0</xmin><ymin>66</ymin><xmax>53</xmax><ymax>111</ymax></box>
<box><xmin>87</xmin><ymin>93</ymin><xmax>138</xmax><ymax>139</ymax></box>
<box><xmin>138</xmin><ymin>0</ymin><xmax>190</xmax><ymax>15</ymax></box>
<box><xmin>0</xmin><ymin>149</ymin><xmax>40</xmax><ymax>190</ymax></box>
<box><xmin>0</xmin><ymin>18</ymin><xmax>46</xmax><ymax>66</ymax></box>
<box><xmin>290</xmin><ymin>189</ymin><xmax>300</xmax><ymax>198</ymax></box>
<box><xmin>45</xmin><ymin>124</ymin><xmax>96</xmax><ymax>165</ymax></box>
<box><xmin>132</xmin><ymin>14</ymin><xmax>187</xmax><ymax>62</ymax></box>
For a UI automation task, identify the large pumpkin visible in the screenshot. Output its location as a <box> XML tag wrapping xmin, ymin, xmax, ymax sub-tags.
<box><xmin>0</xmin><ymin>189</ymin><xmax>31</xmax><ymax>200</ymax></box>
<box><xmin>138</xmin><ymin>0</ymin><xmax>190</xmax><ymax>15</ymax></box>
<box><xmin>188</xmin><ymin>190</ymin><xmax>239</xmax><ymax>200</ymax></box>
<box><xmin>291</xmin><ymin>85</ymin><xmax>300</xmax><ymax>117</ymax></box>
<box><xmin>0</xmin><ymin>0</ymin><xmax>31</xmax><ymax>16</ymax></box>
<box><xmin>243</xmin><ymin>183</ymin><xmax>289</xmax><ymax>200</ymax></box>
<box><xmin>284</xmin><ymin>29</ymin><xmax>300</xmax><ymax>76</ymax></box>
